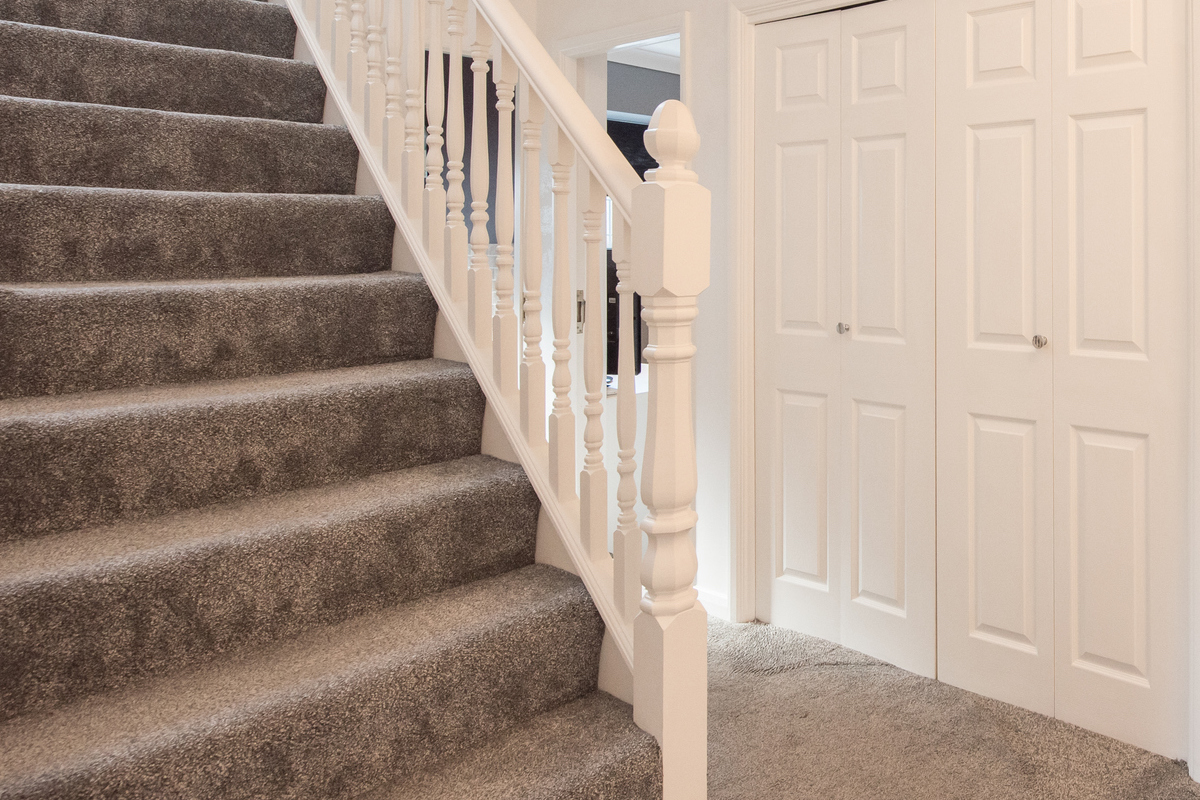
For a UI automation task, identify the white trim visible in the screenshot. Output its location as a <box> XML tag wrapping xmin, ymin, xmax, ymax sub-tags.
<box><xmin>554</xmin><ymin>12</ymin><xmax>691</xmax><ymax>110</ymax></box>
<box><xmin>1190</xmin><ymin>0</ymin><xmax>1200</xmax><ymax>781</ymax></box>
<box><xmin>607</xmin><ymin>45</ymin><xmax>681</xmax><ymax>76</ymax></box>
<box><xmin>736</xmin><ymin>0</ymin><xmax>879</xmax><ymax>25</ymax></box>
<box><xmin>729</xmin><ymin>4</ymin><xmax>758</xmax><ymax>623</ymax></box>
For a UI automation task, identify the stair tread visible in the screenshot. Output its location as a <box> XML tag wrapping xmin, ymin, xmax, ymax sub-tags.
<box><xmin>0</xmin><ymin>95</ymin><xmax>359</xmax><ymax>194</ymax></box>
<box><xmin>0</xmin><ymin>183</ymin><xmax>399</xmax><ymax>282</ymax></box>
<box><xmin>0</xmin><ymin>0</ymin><xmax>297</xmax><ymax>58</ymax></box>
<box><xmin>0</xmin><ymin>358</ymin><xmax>469</xmax><ymax>420</ymax></box>
<box><xmin>0</xmin><ymin>454</ymin><xmax>524</xmax><ymax>583</ymax></box>
<box><xmin>364</xmin><ymin>692</ymin><xmax>661</xmax><ymax>800</ymax></box>
<box><xmin>0</xmin><ymin>564</ymin><xmax>594</xmax><ymax>788</ymax></box>
<box><xmin>0</xmin><ymin>19</ymin><xmax>326</xmax><ymax>122</ymax></box>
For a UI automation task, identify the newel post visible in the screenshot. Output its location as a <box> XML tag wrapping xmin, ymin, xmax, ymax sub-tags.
<box><xmin>632</xmin><ymin>100</ymin><xmax>709</xmax><ymax>800</ymax></box>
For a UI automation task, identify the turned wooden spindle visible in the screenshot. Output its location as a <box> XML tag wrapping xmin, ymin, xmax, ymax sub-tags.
<box><xmin>347</xmin><ymin>0</ymin><xmax>367</xmax><ymax>113</ymax></box>
<box><xmin>518</xmin><ymin>78</ymin><xmax>546</xmax><ymax>448</ymax></box>
<box><xmin>401</xmin><ymin>0</ymin><xmax>424</xmax><ymax>220</ymax></box>
<box><xmin>491</xmin><ymin>45</ymin><xmax>518</xmax><ymax>396</ymax></box>
<box><xmin>547</xmin><ymin>123</ymin><xmax>576</xmax><ymax>500</ymax></box>
<box><xmin>381</xmin><ymin>0</ymin><xmax>404</xmax><ymax>182</ymax></box>
<box><xmin>443</xmin><ymin>0</ymin><xmax>468</xmax><ymax>303</ymax></box>
<box><xmin>467</xmin><ymin>7</ymin><xmax>493</xmax><ymax>349</ymax></box>
<box><xmin>332</xmin><ymin>0</ymin><xmax>351</xmax><ymax>81</ymax></box>
<box><xmin>579</xmin><ymin>171</ymin><xmax>608</xmax><ymax>564</ymax></box>
<box><xmin>422</xmin><ymin>0</ymin><xmax>446</xmax><ymax>262</ymax></box>
<box><xmin>612</xmin><ymin>215</ymin><xmax>641</xmax><ymax>625</ymax></box>
<box><xmin>362</xmin><ymin>0</ymin><xmax>385</xmax><ymax>145</ymax></box>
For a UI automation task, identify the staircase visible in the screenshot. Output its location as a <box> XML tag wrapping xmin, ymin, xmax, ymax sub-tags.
<box><xmin>0</xmin><ymin>0</ymin><xmax>664</xmax><ymax>796</ymax></box>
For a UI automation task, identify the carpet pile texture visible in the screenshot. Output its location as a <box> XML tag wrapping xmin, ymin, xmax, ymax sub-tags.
<box><xmin>709</xmin><ymin>619</ymin><xmax>1200</xmax><ymax>800</ymax></box>
<box><xmin>0</xmin><ymin>0</ymin><xmax>658</xmax><ymax>796</ymax></box>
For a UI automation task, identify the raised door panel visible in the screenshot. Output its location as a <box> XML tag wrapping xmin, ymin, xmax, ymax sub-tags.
<box><xmin>839</xmin><ymin>0</ymin><xmax>936</xmax><ymax>678</ymax></box>
<box><xmin>1052</xmin><ymin>0</ymin><xmax>1188</xmax><ymax>758</ymax></box>
<box><xmin>754</xmin><ymin>11</ymin><xmax>843</xmax><ymax>641</ymax></box>
<box><xmin>936</xmin><ymin>0</ymin><xmax>1055</xmax><ymax>716</ymax></box>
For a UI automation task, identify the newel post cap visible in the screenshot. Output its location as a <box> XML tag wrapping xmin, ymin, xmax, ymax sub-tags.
<box><xmin>632</xmin><ymin>100</ymin><xmax>711</xmax><ymax>298</ymax></box>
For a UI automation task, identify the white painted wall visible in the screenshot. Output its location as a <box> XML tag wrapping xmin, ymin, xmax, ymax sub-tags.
<box><xmin>536</xmin><ymin>0</ymin><xmax>738</xmax><ymax>620</ymax></box>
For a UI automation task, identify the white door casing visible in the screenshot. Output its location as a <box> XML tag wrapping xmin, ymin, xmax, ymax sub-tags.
<box><xmin>935</xmin><ymin>0</ymin><xmax>1056</xmax><ymax>716</ymax></box>
<box><xmin>1050</xmin><ymin>0</ymin><xmax>1189</xmax><ymax>758</ymax></box>
<box><xmin>754</xmin><ymin>0</ymin><xmax>937</xmax><ymax>678</ymax></box>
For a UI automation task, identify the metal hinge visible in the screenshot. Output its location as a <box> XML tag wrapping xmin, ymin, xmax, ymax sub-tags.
<box><xmin>577</xmin><ymin>290</ymin><xmax>585</xmax><ymax>334</ymax></box>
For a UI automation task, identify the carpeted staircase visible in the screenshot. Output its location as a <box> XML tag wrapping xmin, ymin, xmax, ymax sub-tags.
<box><xmin>0</xmin><ymin>0</ymin><xmax>661</xmax><ymax>796</ymax></box>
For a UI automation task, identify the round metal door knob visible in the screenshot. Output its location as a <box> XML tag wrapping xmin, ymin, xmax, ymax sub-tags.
<box><xmin>1032</xmin><ymin>335</ymin><xmax>1048</xmax><ymax>349</ymax></box>
<box><xmin>836</xmin><ymin>322</ymin><xmax>849</xmax><ymax>334</ymax></box>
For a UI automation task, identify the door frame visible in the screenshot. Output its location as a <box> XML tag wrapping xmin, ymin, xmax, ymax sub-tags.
<box><xmin>733</xmin><ymin>0</ymin><xmax>1200</xmax><ymax>776</ymax></box>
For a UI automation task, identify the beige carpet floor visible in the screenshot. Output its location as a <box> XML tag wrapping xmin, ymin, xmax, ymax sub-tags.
<box><xmin>709</xmin><ymin>619</ymin><xmax>1200</xmax><ymax>799</ymax></box>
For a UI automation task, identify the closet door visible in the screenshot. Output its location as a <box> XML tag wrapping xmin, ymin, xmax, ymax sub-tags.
<box><xmin>838</xmin><ymin>0</ymin><xmax>937</xmax><ymax>677</ymax></box>
<box><xmin>753</xmin><ymin>11</ymin><xmax>844</xmax><ymax>642</ymax></box>
<box><xmin>1051</xmin><ymin>0</ymin><xmax>1189</xmax><ymax>758</ymax></box>
<box><xmin>935</xmin><ymin>0</ymin><xmax>1056</xmax><ymax>715</ymax></box>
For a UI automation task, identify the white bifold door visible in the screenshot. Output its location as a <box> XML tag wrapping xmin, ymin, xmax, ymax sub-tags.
<box><xmin>753</xmin><ymin>0</ymin><xmax>937</xmax><ymax>678</ymax></box>
<box><xmin>936</xmin><ymin>0</ymin><xmax>1189</xmax><ymax>758</ymax></box>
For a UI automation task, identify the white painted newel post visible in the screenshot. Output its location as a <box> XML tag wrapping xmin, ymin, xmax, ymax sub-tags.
<box><xmin>632</xmin><ymin>100</ymin><xmax>710</xmax><ymax>800</ymax></box>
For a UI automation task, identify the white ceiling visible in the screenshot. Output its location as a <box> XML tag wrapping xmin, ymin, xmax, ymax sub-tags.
<box><xmin>607</xmin><ymin>34</ymin><xmax>681</xmax><ymax>75</ymax></box>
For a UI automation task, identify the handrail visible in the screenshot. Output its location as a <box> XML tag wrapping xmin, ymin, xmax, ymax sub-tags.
<box><xmin>471</xmin><ymin>0</ymin><xmax>641</xmax><ymax>219</ymax></box>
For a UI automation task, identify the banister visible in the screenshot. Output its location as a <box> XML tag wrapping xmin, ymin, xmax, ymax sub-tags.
<box><xmin>471</xmin><ymin>0</ymin><xmax>642</xmax><ymax>219</ymax></box>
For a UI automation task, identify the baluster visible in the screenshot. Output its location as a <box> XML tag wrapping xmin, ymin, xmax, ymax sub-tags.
<box><xmin>579</xmin><ymin>171</ymin><xmax>608</xmax><ymax>563</ymax></box>
<box><xmin>423</xmin><ymin>0</ymin><xmax>446</xmax><ymax>262</ymax></box>
<box><xmin>363</xmin><ymin>0</ymin><xmax>385</xmax><ymax>145</ymax></box>
<box><xmin>402</xmin><ymin>0</ymin><xmax>424</xmax><ymax>219</ymax></box>
<box><xmin>443</xmin><ymin>0</ymin><xmax>468</xmax><ymax>302</ymax></box>
<box><xmin>547</xmin><ymin>124</ymin><xmax>576</xmax><ymax>500</ymax></box>
<box><xmin>492</xmin><ymin>46</ymin><xmax>518</xmax><ymax>395</ymax></box>
<box><xmin>332</xmin><ymin>0</ymin><xmax>351</xmax><ymax>80</ymax></box>
<box><xmin>467</xmin><ymin>8</ymin><xmax>493</xmax><ymax>349</ymax></box>
<box><xmin>518</xmin><ymin>79</ymin><xmax>546</xmax><ymax>447</ymax></box>
<box><xmin>318</xmin><ymin>0</ymin><xmax>335</xmax><ymax>54</ymax></box>
<box><xmin>612</xmin><ymin>215</ymin><xmax>640</xmax><ymax>624</ymax></box>
<box><xmin>631</xmin><ymin>101</ymin><xmax>710</xmax><ymax>800</ymax></box>
<box><xmin>382</xmin><ymin>0</ymin><xmax>404</xmax><ymax>182</ymax></box>
<box><xmin>347</xmin><ymin>0</ymin><xmax>367</xmax><ymax>113</ymax></box>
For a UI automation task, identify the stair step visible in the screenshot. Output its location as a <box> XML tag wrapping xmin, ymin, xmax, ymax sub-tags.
<box><xmin>364</xmin><ymin>692</ymin><xmax>661</xmax><ymax>800</ymax></box>
<box><xmin>0</xmin><ymin>21</ymin><xmax>326</xmax><ymax>122</ymax></box>
<box><xmin>0</xmin><ymin>455</ymin><xmax>540</xmax><ymax>721</ymax></box>
<box><xmin>0</xmin><ymin>185</ymin><xmax>399</xmax><ymax>282</ymax></box>
<box><xmin>0</xmin><ymin>359</ymin><xmax>485</xmax><ymax>541</ymax></box>
<box><xmin>0</xmin><ymin>565</ymin><xmax>604</xmax><ymax>800</ymax></box>
<box><xmin>0</xmin><ymin>272</ymin><xmax>439</xmax><ymax>397</ymax></box>
<box><xmin>0</xmin><ymin>0</ymin><xmax>296</xmax><ymax>57</ymax></box>
<box><xmin>0</xmin><ymin>97</ymin><xmax>359</xmax><ymax>193</ymax></box>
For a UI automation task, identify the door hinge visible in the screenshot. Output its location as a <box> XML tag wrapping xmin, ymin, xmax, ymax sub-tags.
<box><xmin>577</xmin><ymin>290</ymin><xmax>585</xmax><ymax>334</ymax></box>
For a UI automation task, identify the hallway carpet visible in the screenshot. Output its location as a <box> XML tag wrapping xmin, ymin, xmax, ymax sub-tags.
<box><xmin>709</xmin><ymin>619</ymin><xmax>1200</xmax><ymax>800</ymax></box>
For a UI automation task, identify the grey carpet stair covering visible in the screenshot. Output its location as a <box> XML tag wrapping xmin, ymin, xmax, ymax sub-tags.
<box><xmin>0</xmin><ymin>0</ymin><xmax>661</xmax><ymax>796</ymax></box>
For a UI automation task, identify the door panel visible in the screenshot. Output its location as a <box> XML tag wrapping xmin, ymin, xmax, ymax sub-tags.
<box><xmin>754</xmin><ymin>10</ymin><xmax>843</xmax><ymax>642</ymax></box>
<box><xmin>1051</xmin><ymin>0</ymin><xmax>1188</xmax><ymax>758</ymax></box>
<box><xmin>839</xmin><ymin>0</ymin><xmax>936</xmax><ymax>677</ymax></box>
<box><xmin>935</xmin><ymin>0</ymin><xmax>1055</xmax><ymax>715</ymax></box>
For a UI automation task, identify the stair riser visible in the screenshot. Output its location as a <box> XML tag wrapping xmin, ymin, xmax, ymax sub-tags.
<box><xmin>0</xmin><ymin>364</ymin><xmax>486</xmax><ymax>541</ymax></box>
<box><xmin>0</xmin><ymin>465</ymin><xmax>539</xmax><ymax>721</ymax></box>
<box><xmin>4</xmin><ymin>587</ymin><xmax>603</xmax><ymax>800</ymax></box>
<box><xmin>0</xmin><ymin>0</ymin><xmax>297</xmax><ymax>57</ymax></box>
<box><xmin>0</xmin><ymin>275</ymin><xmax>439</xmax><ymax>397</ymax></box>
<box><xmin>0</xmin><ymin>22</ymin><xmax>327</xmax><ymax>122</ymax></box>
<box><xmin>0</xmin><ymin>98</ymin><xmax>359</xmax><ymax>194</ymax></box>
<box><xmin>0</xmin><ymin>187</ymin><xmax>399</xmax><ymax>283</ymax></box>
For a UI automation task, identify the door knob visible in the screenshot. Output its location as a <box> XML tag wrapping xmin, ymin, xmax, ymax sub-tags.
<box><xmin>1032</xmin><ymin>335</ymin><xmax>1048</xmax><ymax>349</ymax></box>
<box><xmin>836</xmin><ymin>322</ymin><xmax>849</xmax><ymax>334</ymax></box>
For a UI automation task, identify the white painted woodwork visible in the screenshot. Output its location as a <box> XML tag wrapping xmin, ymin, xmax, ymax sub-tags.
<box><xmin>580</xmin><ymin>171</ymin><xmax>609</xmax><ymax>563</ymax></box>
<box><xmin>753</xmin><ymin>0</ymin><xmax>937</xmax><ymax>678</ymax></box>
<box><xmin>422</xmin><ymin>0</ymin><xmax>445</xmax><ymax>262</ymax></box>
<box><xmin>347</xmin><ymin>0</ymin><xmax>367</xmax><ymax>113</ymax></box>
<box><xmin>444</xmin><ymin>0</ymin><xmax>468</xmax><ymax>303</ymax></box>
<box><xmin>381</xmin><ymin>0</ymin><xmax>404</xmax><ymax>182</ymax></box>
<box><xmin>492</xmin><ymin>43</ymin><xmax>519</xmax><ymax>397</ymax></box>
<box><xmin>632</xmin><ymin>101</ymin><xmax>709</xmax><ymax>800</ymax></box>
<box><xmin>467</xmin><ymin>7</ymin><xmax>494</xmax><ymax>350</ymax></box>
<box><xmin>519</xmin><ymin>79</ymin><xmax>547</xmax><ymax>448</ymax></box>
<box><xmin>401</xmin><ymin>0</ymin><xmax>424</xmax><ymax>219</ymax></box>
<box><xmin>283</xmin><ymin>0</ymin><xmax>711</xmax><ymax>789</ymax></box>
<box><xmin>613</xmin><ymin>215</ymin><xmax>641</xmax><ymax>624</ymax></box>
<box><xmin>1050</xmin><ymin>0</ymin><xmax>1188</xmax><ymax>758</ymax></box>
<box><xmin>936</xmin><ymin>0</ymin><xmax>1055</xmax><ymax>716</ymax></box>
<box><xmin>548</xmin><ymin>123</ymin><xmax>578</xmax><ymax>501</ymax></box>
<box><xmin>332</xmin><ymin>0</ymin><xmax>350</xmax><ymax>80</ymax></box>
<box><xmin>363</xmin><ymin>0</ymin><xmax>385</xmax><ymax>146</ymax></box>
<box><xmin>318</xmin><ymin>0</ymin><xmax>335</xmax><ymax>56</ymax></box>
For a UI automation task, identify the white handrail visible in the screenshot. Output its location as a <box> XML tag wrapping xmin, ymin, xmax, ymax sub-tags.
<box><xmin>471</xmin><ymin>0</ymin><xmax>641</xmax><ymax>219</ymax></box>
